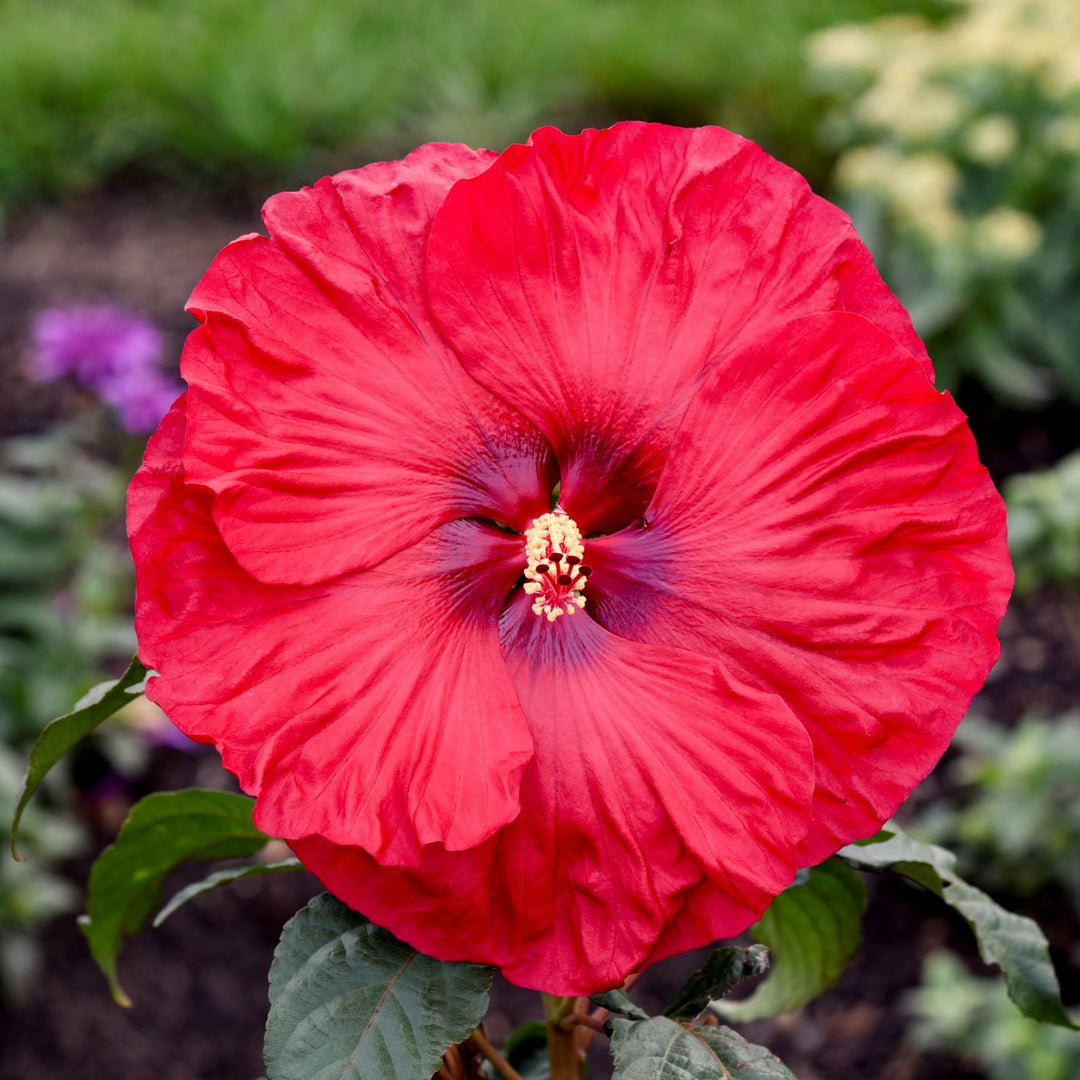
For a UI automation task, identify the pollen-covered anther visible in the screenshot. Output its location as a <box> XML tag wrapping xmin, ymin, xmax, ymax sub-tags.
<box><xmin>523</xmin><ymin>510</ymin><xmax>590</xmax><ymax>622</ymax></box>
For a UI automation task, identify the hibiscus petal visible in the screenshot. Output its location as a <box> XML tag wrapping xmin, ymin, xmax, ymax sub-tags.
<box><xmin>128</xmin><ymin>397</ymin><xmax>534</xmax><ymax>864</ymax></box>
<box><xmin>494</xmin><ymin>596</ymin><xmax>815</xmax><ymax>983</ymax></box>
<box><xmin>426</xmin><ymin>122</ymin><xmax>931</xmax><ymax>535</ymax></box>
<box><xmin>182</xmin><ymin>141</ymin><xmax>556</xmax><ymax>585</ymax></box>
<box><xmin>291</xmin><ymin>592</ymin><xmax>814</xmax><ymax>994</ymax></box>
<box><xmin>587</xmin><ymin>311</ymin><xmax>1011</xmax><ymax>863</ymax></box>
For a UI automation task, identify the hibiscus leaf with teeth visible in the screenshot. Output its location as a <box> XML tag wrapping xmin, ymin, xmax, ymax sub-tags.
<box><xmin>608</xmin><ymin>1015</ymin><xmax>799</xmax><ymax>1080</ymax></box>
<box><xmin>839</xmin><ymin>825</ymin><xmax>1079</xmax><ymax>1030</ymax></box>
<box><xmin>264</xmin><ymin>892</ymin><xmax>494</xmax><ymax>1080</ymax></box>
<box><xmin>691</xmin><ymin>1025</ymin><xmax>800</xmax><ymax>1080</ymax></box>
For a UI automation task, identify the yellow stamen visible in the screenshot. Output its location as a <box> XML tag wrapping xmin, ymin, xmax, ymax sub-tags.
<box><xmin>523</xmin><ymin>510</ymin><xmax>590</xmax><ymax>621</ymax></box>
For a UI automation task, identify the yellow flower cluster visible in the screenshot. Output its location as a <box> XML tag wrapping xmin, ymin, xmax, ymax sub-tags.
<box><xmin>811</xmin><ymin>0</ymin><xmax>1080</xmax><ymax>102</ymax></box>
<box><xmin>809</xmin><ymin>0</ymin><xmax>1078</xmax><ymax>261</ymax></box>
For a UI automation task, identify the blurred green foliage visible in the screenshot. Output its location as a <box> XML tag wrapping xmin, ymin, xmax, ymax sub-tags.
<box><xmin>1005</xmin><ymin>450</ymin><xmax>1080</xmax><ymax>595</ymax></box>
<box><xmin>0</xmin><ymin>419</ymin><xmax>154</xmax><ymax>996</ymax></box>
<box><xmin>908</xmin><ymin>950</ymin><xmax>1080</xmax><ymax>1080</ymax></box>
<box><xmin>0</xmin><ymin>742</ymin><xmax>85</xmax><ymax>997</ymax></box>
<box><xmin>0</xmin><ymin>0</ymin><xmax>938</xmax><ymax>211</ymax></box>
<box><xmin>809</xmin><ymin>0</ymin><xmax>1080</xmax><ymax>408</ymax></box>
<box><xmin>0</xmin><ymin>425</ymin><xmax>136</xmax><ymax>744</ymax></box>
<box><xmin>915</xmin><ymin>713</ymin><xmax>1080</xmax><ymax>917</ymax></box>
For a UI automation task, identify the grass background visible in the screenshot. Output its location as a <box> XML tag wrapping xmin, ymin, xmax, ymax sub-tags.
<box><xmin>0</xmin><ymin>0</ymin><xmax>939</xmax><ymax>212</ymax></box>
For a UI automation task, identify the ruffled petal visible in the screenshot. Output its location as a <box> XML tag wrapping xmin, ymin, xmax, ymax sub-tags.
<box><xmin>291</xmin><ymin>591</ymin><xmax>814</xmax><ymax>994</ymax></box>
<box><xmin>182</xmin><ymin>142</ymin><xmax>556</xmax><ymax>585</ymax></box>
<box><xmin>587</xmin><ymin>312</ymin><xmax>1011</xmax><ymax>863</ymax></box>
<box><xmin>426</xmin><ymin>122</ymin><xmax>931</xmax><ymax>534</ymax></box>
<box><xmin>128</xmin><ymin>397</ymin><xmax>534</xmax><ymax>865</ymax></box>
<box><xmin>495</xmin><ymin>595</ymin><xmax>815</xmax><ymax>980</ymax></box>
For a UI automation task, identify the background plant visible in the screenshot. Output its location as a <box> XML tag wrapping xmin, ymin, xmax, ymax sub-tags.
<box><xmin>0</xmin><ymin>423</ymin><xmax>135</xmax><ymax>744</ymax></box>
<box><xmin>0</xmin><ymin>420</ymin><xmax>153</xmax><ymax>1002</ymax></box>
<box><xmin>0</xmin><ymin>742</ymin><xmax>84</xmax><ymax>998</ymax></box>
<box><xmin>913</xmin><ymin>712</ymin><xmax>1080</xmax><ymax>916</ymax></box>
<box><xmin>908</xmin><ymin>950</ymin><xmax>1080</xmax><ymax>1080</ymax></box>
<box><xmin>1005</xmin><ymin>449</ymin><xmax>1080</xmax><ymax>596</ymax></box>
<box><xmin>0</xmin><ymin>0</ymin><xmax>939</xmax><ymax>216</ymax></box>
<box><xmin>809</xmin><ymin>0</ymin><xmax>1080</xmax><ymax>407</ymax></box>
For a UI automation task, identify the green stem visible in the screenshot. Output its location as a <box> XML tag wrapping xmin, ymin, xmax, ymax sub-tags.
<box><xmin>542</xmin><ymin>994</ymin><xmax>585</xmax><ymax>1080</ymax></box>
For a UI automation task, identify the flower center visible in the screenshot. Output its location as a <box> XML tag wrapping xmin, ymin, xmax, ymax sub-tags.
<box><xmin>522</xmin><ymin>510</ymin><xmax>592</xmax><ymax>622</ymax></box>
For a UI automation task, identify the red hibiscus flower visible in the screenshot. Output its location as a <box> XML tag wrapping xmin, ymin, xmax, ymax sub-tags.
<box><xmin>127</xmin><ymin>123</ymin><xmax>1012</xmax><ymax>993</ymax></box>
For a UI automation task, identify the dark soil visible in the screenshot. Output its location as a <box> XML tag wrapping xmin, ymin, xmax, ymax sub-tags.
<box><xmin>2</xmin><ymin>189</ymin><xmax>1077</xmax><ymax>1080</ymax></box>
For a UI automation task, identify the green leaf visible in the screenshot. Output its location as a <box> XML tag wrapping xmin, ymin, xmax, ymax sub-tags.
<box><xmin>152</xmin><ymin>856</ymin><xmax>303</xmax><ymax>927</ymax></box>
<box><xmin>264</xmin><ymin>892</ymin><xmax>494</xmax><ymax>1080</ymax></box>
<box><xmin>608</xmin><ymin>1016</ymin><xmax>799</xmax><ymax>1079</ymax></box>
<box><xmin>11</xmin><ymin>653</ymin><xmax>147</xmax><ymax>859</ymax></box>
<box><xmin>664</xmin><ymin>945</ymin><xmax>770</xmax><ymax>1020</ymax></box>
<box><xmin>839</xmin><ymin>827</ymin><xmax>1078</xmax><ymax>1030</ymax></box>
<box><xmin>610</xmin><ymin>1016</ymin><xmax>728</xmax><ymax>1079</ymax></box>
<box><xmin>79</xmin><ymin>788</ymin><xmax>268</xmax><ymax>1006</ymax></box>
<box><xmin>693</xmin><ymin>1026</ymin><xmax>799</xmax><ymax>1079</ymax></box>
<box><xmin>714</xmin><ymin>860</ymin><xmax>867</xmax><ymax>1022</ymax></box>
<box><xmin>591</xmin><ymin>988</ymin><xmax>650</xmax><ymax>1020</ymax></box>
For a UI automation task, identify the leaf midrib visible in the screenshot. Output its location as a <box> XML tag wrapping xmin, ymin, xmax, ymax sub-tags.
<box><xmin>338</xmin><ymin>947</ymin><xmax>418</xmax><ymax>1079</ymax></box>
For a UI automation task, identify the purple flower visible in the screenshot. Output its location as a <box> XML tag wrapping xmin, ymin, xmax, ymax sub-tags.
<box><xmin>30</xmin><ymin>305</ymin><xmax>179</xmax><ymax>433</ymax></box>
<box><xmin>32</xmin><ymin>305</ymin><xmax>161</xmax><ymax>386</ymax></box>
<box><xmin>107</xmin><ymin>366</ymin><xmax>184</xmax><ymax>435</ymax></box>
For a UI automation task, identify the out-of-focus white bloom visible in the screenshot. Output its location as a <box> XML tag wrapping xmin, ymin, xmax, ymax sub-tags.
<box><xmin>976</xmin><ymin>207</ymin><xmax>1044</xmax><ymax>260</ymax></box>
<box><xmin>1044</xmin><ymin>115</ymin><xmax>1080</xmax><ymax>153</ymax></box>
<box><xmin>1045</xmin><ymin>47</ymin><xmax>1080</xmax><ymax>97</ymax></box>
<box><xmin>872</xmin><ymin>14</ymin><xmax>931</xmax><ymax>39</ymax></box>
<box><xmin>891</xmin><ymin>153</ymin><xmax>962</xmax><ymax>206</ymax></box>
<box><xmin>834</xmin><ymin>145</ymin><xmax>902</xmax><ymax>191</ymax></box>
<box><xmin>957</xmin><ymin>2</ymin><xmax>1075</xmax><ymax>73</ymax></box>
<box><xmin>807</xmin><ymin>23</ymin><xmax>884</xmax><ymax>73</ymax></box>
<box><xmin>860</xmin><ymin>82</ymin><xmax>967</xmax><ymax>140</ymax></box>
<box><xmin>808</xmin><ymin>0</ymin><xmax>1079</xmax><ymax>405</ymax></box>
<box><xmin>964</xmin><ymin>115</ymin><xmax>1020</xmax><ymax>163</ymax></box>
<box><xmin>909</xmin><ymin>203</ymin><xmax>967</xmax><ymax>246</ymax></box>
<box><xmin>890</xmin><ymin>154</ymin><xmax>965</xmax><ymax>242</ymax></box>
<box><xmin>810</xmin><ymin>0</ymin><xmax>1080</xmax><ymax>111</ymax></box>
<box><xmin>811</xmin><ymin>0</ymin><xmax>1077</xmax><ymax>280</ymax></box>
<box><xmin>837</xmin><ymin>148</ymin><xmax>964</xmax><ymax>243</ymax></box>
<box><xmin>855</xmin><ymin>64</ymin><xmax>968</xmax><ymax>139</ymax></box>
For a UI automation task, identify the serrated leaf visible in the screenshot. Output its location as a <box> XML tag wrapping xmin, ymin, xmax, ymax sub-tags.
<box><xmin>714</xmin><ymin>860</ymin><xmax>867</xmax><ymax>1022</ymax></box>
<box><xmin>11</xmin><ymin>653</ymin><xmax>147</xmax><ymax>859</ymax></box>
<box><xmin>609</xmin><ymin>1016</ymin><xmax>799</xmax><ymax>1079</ymax></box>
<box><xmin>693</xmin><ymin>1026</ymin><xmax>799</xmax><ymax>1079</ymax></box>
<box><xmin>665</xmin><ymin>945</ymin><xmax>770</xmax><ymax>1020</ymax></box>
<box><xmin>591</xmin><ymin>988</ymin><xmax>649</xmax><ymax>1020</ymax></box>
<box><xmin>152</xmin><ymin>857</ymin><xmax>303</xmax><ymax>927</ymax></box>
<box><xmin>839</xmin><ymin>827</ymin><xmax>1078</xmax><ymax>1029</ymax></box>
<box><xmin>79</xmin><ymin>788</ymin><xmax>268</xmax><ymax>1005</ymax></box>
<box><xmin>609</xmin><ymin>1016</ymin><xmax>729</xmax><ymax>1079</ymax></box>
<box><xmin>265</xmin><ymin>892</ymin><xmax>494</xmax><ymax>1080</ymax></box>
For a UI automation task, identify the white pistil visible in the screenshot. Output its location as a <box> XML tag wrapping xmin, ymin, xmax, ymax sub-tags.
<box><xmin>523</xmin><ymin>510</ymin><xmax>591</xmax><ymax>622</ymax></box>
